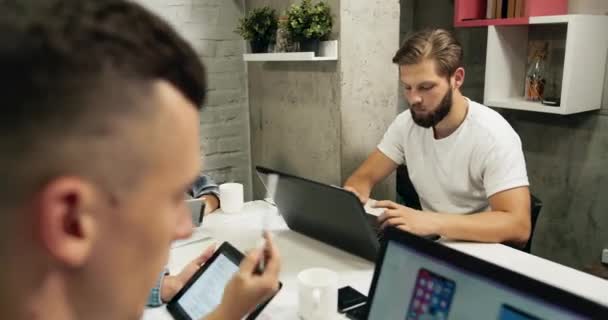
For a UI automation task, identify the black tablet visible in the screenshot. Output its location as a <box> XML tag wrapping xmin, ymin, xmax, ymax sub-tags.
<box><xmin>167</xmin><ymin>242</ymin><xmax>281</xmax><ymax>320</ymax></box>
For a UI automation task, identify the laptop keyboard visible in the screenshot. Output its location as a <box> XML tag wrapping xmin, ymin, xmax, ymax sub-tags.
<box><xmin>366</xmin><ymin>214</ymin><xmax>385</xmax><ymax>242</ymax></box>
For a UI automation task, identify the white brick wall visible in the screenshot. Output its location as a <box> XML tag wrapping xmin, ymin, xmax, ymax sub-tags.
<box><xmin>135</xmin><ymin>0</ymin><xmax>253</xmax><ymax>199</ymax></box>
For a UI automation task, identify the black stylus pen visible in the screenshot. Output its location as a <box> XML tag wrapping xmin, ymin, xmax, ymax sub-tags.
<box><xmin>256</xmin><ymin>237</ymin><xmax>267</xmax><ymax>274</ymax></box>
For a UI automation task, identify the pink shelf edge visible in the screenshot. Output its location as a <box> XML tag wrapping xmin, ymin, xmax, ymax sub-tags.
<box><xmin>454</xmin><ymin>17</ymin><xmax>530</xmax><ymax>27</ymax></box>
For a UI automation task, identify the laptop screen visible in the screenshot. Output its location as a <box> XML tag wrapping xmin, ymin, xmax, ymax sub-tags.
<box><xmin>367</xmin><ymin>238</ymin><xmax>594</xmax><ymax>319</ymax></box>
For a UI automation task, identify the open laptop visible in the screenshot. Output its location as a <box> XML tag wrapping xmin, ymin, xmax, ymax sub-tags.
<box><xmin>255</xmin><ymin>166</ymin><xmax>436</xmax><ymax>261</ymax></box>
<box><xmin>348</xmin><ymin>227</ymin><xmax>608</xmax><ymax>319</ymax></box>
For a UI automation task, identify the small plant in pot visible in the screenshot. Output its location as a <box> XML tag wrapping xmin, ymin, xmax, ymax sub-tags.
<box><xmin>235</xmin><ymin>6</ymin><xmax>278</xmax><ymax>53</ymax></box>
<box><xmin>286</xmin><ymin>0</ymin><xmax>332</xmax><ymax>55</ymax></box>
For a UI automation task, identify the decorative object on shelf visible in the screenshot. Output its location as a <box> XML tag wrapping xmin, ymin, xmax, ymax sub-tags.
<box><xmin>274</xmin><ymin>15</ymin><xmax>296</xmax><ymax>53</ymax></box>
<box><xmin>541</xmin><ymin>68</ymin><xmax>561</xmax><ymax>106</ymax></box>
<box><xmin>524</xmin><ymin>41</ymin><xmax>547</xmax><ymax>102</ymax></box>
<box><xmin>235</xmin><ymin>6</ymin><xmax>278</xmax><ymax>53</ymax></box>
<box><xmin>286</xmin><ymin>0</ymin><xmax>333</xmax><ymax>56</ymax></box>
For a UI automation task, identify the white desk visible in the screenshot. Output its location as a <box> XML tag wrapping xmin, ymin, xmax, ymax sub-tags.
<box><xmin>143</xmin><ymin>201</ymin><xmax>608</xmax><ymax>320</ymax></box>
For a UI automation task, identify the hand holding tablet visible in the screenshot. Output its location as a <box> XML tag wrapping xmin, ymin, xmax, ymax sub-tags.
<box><xmin>167</xmin><ymin>232</ymin><xmax>281</xmax><ymax>320</ymax></box>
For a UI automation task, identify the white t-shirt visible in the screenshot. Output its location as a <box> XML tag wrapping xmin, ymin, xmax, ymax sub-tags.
<box><xmin>377</xmin><ymin>99</ymin><xmax>529</xmax><ymax>214</ymax></box>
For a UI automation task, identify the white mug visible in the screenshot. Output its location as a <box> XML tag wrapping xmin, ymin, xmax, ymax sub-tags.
<box><xmin>219</xmin><ymin>183</ymin><xmax>244</xmax><ymax>213</ymax></box>
<box><xmin>298</xmin><ymin>268</ymin><xmax>339</xmax><ymax>320</ymax></box>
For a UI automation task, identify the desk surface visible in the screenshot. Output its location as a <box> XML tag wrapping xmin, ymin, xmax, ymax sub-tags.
<box><xmin>143</xmin><ymin>201</ymin><xmax>608</xmax><ymax>319</ymax></box>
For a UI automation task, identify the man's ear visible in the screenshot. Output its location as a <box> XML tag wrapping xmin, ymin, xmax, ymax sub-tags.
<box><xmin>35</xmin><ymin>177</ymin><xmax>98</xmax><ymax>267</ymax></box>
<box><xmin>452</xmin><ymin>67</ymin><xmax>465</xmax><ymax>90</ymax></box>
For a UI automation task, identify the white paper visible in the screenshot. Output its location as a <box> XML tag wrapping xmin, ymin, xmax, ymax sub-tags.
<box><xmin>171</xmin><ymin>227</ymin><xmax>212</xmax><ymax>249</ymax></box>
<box><xmin>364</xmin><ymin>199</ymin><xmax>385</xmax><ymax>217</ymax></box>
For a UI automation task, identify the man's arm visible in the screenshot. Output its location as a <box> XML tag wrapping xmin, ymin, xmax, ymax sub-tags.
<box><xmin>435</xmin><ymin>186</ymin><xmax>531</xmax><ymax>245</ymax></box>
<box><xmin>344</xmin><ymin>149</ymin><xmax>399</xmax><ymax>203</ymax></box>
<box><xmin>378</xmin><ymin>186</ymin><xmax>532</xmax><ymax>246</ymax></box>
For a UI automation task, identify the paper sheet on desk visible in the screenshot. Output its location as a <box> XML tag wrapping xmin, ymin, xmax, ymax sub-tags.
<box><xmin>253</xmin><ymin>304</ymin><xmax>293</xmax><ymax>320</ymax></box>
<box><xmin>364</xmin><ymin>199</ymin><xmax>384</xmax><ymax>217</ymax></box>
<box><xmin>171</xmin><ymin>227</ymin><xmax>212</xmax><ymax>248</ymax></box>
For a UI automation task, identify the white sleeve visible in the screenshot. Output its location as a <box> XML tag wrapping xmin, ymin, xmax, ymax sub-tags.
<box><xmin>377</xmin><ymin>116</ymin><xmax>406</xmax><ymax>165</ymax></box>
<box><xmin>482</xmin><ymin>134</ymin><xmax>529</xmax><ymax>198</ymax></box>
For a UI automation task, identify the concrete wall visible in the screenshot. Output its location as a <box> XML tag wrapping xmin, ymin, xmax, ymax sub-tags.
<box><xmin>340</xmin><ymin>1</ymin><xmax>400</xmax><ymax>200</ymax></box>
<box><xmin>136</xmin><ymin>0</ymin><xmax>253</xmax><ymax>199</ymax></box>
<box><xmin>569</xmin><ymin>0</ymin><xmax>608</xmax><ymax>14</ymax></box>
<box><xmin>246</xmin><ymin>0</ymin><xmax>400</xmax><ymax>201</ymax></box>
<box><xmin>408</xmin><ymin>0</ymin><xmax>608</xmax><ymax>271</ymax></box>
<box><xmin>245</xmin><ymin>0</ymin><xmax>342</xmax><ymax>199</ymax></box>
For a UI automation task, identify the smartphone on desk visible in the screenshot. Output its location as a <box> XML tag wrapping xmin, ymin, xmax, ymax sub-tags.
<box><xmin>338</xmin><ymin>286</ymin><xmax>368</xmax><ymax>319</ymax></box>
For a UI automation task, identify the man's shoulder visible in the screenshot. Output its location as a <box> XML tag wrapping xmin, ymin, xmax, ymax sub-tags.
<box><xmin>390</xmin><ymin>109</ymin><xmax>417</xmax><ymax>131</ymax></box>
<box><xmin>467</xmin><ymin>99</ymin><xmax>520</xmax><ymax>144</ymax></box>
<box><xmin>394</xmin><ymin>109</ymin><xmax>413</xmax><ymax>123</ymax></box>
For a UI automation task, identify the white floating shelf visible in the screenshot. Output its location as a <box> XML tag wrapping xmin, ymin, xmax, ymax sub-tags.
<box><xmin>243</xmin><ymin>40</ymin><xmax>338</xmax><ymax>62</ymax></box>
<box><xmin>243</xmin><ymin>52</ymin><xmax>337</xmax><ymax>61</ymax></box>
<box><xmin>484</xmin><ymin>15</ymin><xmax>608</xmax><ymax>115</ymax></box>
<box><xmin>529</xmin><ymin>14</ymin><xmax>584</xmax><ymax>24</ymax></box>
<box><xmin>486</xmin><ymin>98</ymin><xmax>565</xmax><ymax>115</ymax></box>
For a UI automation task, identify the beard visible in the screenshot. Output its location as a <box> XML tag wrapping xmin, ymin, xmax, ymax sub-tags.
<box><xmin>410</xmin><ymin>87</ymin><xmax>453</xmax><ymax>128</ymax></box>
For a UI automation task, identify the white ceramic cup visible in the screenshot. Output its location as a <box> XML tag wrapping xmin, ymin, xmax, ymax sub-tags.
<box><xmin>297</xmin><ymin>267</ymin><xmax>339</xmax><ymax>320</ymax></box>
<box><xmin>219</xmin><ymin>183</ymin><xmax>244</xmax><ymax>213</ymax></box>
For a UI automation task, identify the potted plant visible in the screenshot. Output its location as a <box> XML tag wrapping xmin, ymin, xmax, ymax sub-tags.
<box><xmin>286</xmin><ymin>0</ymin><xmax>333</xmax><ymax>55</ymax></box>
<box><xmin>235</xmin><ymin>6</ymin><xmax>278</xmax><ymax>53</ymax></box>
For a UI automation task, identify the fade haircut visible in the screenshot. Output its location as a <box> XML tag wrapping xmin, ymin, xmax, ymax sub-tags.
<box><xmin>0</xmin><ymin>0</ymin><xmax>206</xmax><ymax>209</ymax></box>
<box><xmin>392</xmin><ymin>28</ymin><xmax>463</xmax><ymax>79</ymax></box>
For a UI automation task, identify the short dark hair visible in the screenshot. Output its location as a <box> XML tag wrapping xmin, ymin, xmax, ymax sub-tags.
<box><xmin>392</xmin><ymin>29</ymin><xmax>463</xmax><ymax>78</ymax></box>
<box><xmin>0</xmin><ymin>0</ymin><xmax>207</xmax><ymax>208</ymax></box>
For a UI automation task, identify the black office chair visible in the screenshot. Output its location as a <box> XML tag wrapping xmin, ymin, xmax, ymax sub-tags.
<box><xmin>524</xmin><ymin>194</ymin><xmax>543</xmax><ymax>253</ymax></box>
<box><xmin>396</xmin><ymin>165</ymin><xmax>422</xmax><ymax>210</ymax></box>
<box><xmin>396</xmin><ymin>165</ymin><xmax>542</xmax><ymax>253</ymax></box>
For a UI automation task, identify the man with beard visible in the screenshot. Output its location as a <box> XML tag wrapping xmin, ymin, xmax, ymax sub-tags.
<box><xmin>344</xmin><ymin>29</ymin><xmax>531</xmax><ymax>247</ymax></box>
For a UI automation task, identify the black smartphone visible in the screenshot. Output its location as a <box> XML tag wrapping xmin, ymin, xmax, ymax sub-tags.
<box><xmin>345</xmin><ymin>304</ymin><xmax>368</xmax><ymax>320</ymax></box>
<box><xmin>338</xmin><ymin>286</ymin><xmax>367</xmax><ymax>313</ymax></box>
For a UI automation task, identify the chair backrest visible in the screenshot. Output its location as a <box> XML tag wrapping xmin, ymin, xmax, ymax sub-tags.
<box><xmin>396</xmin><ymin>165</ymin><xmax>421</xmax><ymax>210</ymax></box>
<box><xmin>524</xmin><ymin>194</ymin><xmax>543</xmax><ymax>253</ymax></box>
<box><xmin>396</xmin><ymin>165</ymin><xmax>542</xmax><ymax>253</ymax></box>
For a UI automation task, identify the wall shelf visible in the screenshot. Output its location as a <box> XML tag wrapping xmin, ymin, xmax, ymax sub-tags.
<box><xmin>486</xmin><ymin>98</ymin><xmax>565</xmax><ymax>114</ymax></box>
<box><xmin>529</xmin><ymin>14</ymin><xmax>584</xmax><ymax>24</ymax></box>
<box><xmin>456</xmin><ymin>17</ymin><xmax>529</xmax><ymax>27</ymax></box>
<box><xmin>454</xmin><ymin>0</ymin><xmax>567</xmax><ymax>28</ymax></box>
<box><xmin>243</xmin><ymin>40</ymin><xmax>338</xmax><ymax>62</ymax></box>
<box><xmin>484</xmin><ymin>15</ymin><xmax>608</xmax><ymax>115</ymax></box>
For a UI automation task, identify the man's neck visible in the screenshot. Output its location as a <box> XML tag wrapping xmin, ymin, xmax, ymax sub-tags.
<box><xmin>3</xmin><ymin>270</ymin><xmax>78</xmax><ymax>320</ymax></box>
<box><xmin>433</xmin><ymin>91</ymin><xmax>468</xmax><ymax>139</ymax></box>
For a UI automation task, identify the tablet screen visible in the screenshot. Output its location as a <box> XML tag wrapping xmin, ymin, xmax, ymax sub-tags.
<box><xmin>176</xmin><ymin>253</ymin><xmax>239</xmax><ymax>319</ymax></box>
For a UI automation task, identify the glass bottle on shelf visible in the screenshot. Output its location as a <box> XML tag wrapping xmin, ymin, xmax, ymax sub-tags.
<box><xmin>274</xmin><ymin>15</ymin><xmax>294</xmax><ymax>53</ymax></box>
<box><xmin>525</xmin><ymin>47</ymin><xmax>547</xmax><ymax>102</ymax></box>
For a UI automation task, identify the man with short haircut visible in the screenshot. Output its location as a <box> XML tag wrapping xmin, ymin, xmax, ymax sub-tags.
<box><xmin>0</xmin><ymin>1</ymin><xmax>280</xmax><ymax>319</ymax></box>
<box><xmin>345</xmin><ymin>29</ymin><xmax>531</xmax><ymax>246</ymax></box>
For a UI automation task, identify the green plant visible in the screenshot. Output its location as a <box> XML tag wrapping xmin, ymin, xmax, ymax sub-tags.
<box><xmin>235</xmin><ymin>6</ymin><xmax>278</xmax><ymax>43</ymax></box>
<box><xmin>286</xmin><ymin>0</ymin><xmax>333</xmax><ymax>41</ymax></box>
